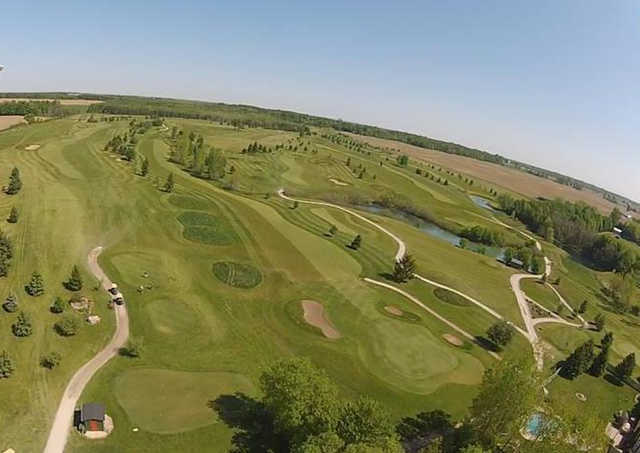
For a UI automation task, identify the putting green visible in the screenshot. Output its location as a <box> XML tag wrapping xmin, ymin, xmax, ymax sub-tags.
<box><xmin>359</xmin><ymin>319</ymin><xmax>483</xmax><ymax>394</ymax></box>
<box><xmin>114</xmin><ymin>368</ymin><xmax>256</xmax><ymax>434</ymax></box>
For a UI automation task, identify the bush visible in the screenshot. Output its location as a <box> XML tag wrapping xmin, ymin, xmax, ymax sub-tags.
<box><xmin>55</xmin><ymin>316</ymin><xmax>79</xmax><ymax>336</ymax></box>
<box><xmin>119</xmin><ymin>337</ymin><xmax>143</xmax><ymax>358</ymax></box>
<box><xmin>41</xmin><ymin>352</ymin><xmax>62</xmax><ymax>369</ymax></box>
<box><xmin>50</xmin><ymin>296</ymin><xmax>65</xmax><ymax>314</ymax></box>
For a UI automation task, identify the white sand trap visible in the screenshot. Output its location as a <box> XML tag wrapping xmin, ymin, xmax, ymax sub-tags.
<box><xmin>329</xmin><ymin>178</ymin><xmax>349</xmax><ymax>186</ymax></box>
<box><xmin>384</xmin><ymin>305</ymin><xmax>403</xmax><ymax>316</ymax></box>
<box><xmin>302</xmin><ymin>300</ymin><xmax>341</xmax><ymax>339</ymax></box>
<box><xmin>25</xmin><ymin>144</ymin><xmax>41</xmax><ymax>151</ymax></box>
<box><xmin>442</xmin><ymin>333</ymin><xmax>464</xmax><ymax>347</ymax></box>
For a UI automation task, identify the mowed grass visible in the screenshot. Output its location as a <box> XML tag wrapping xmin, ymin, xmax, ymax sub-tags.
<box><xmin>115</xmin><ymin>368</ymin><xmax>256</xmax><ymax>434</ymax></box>
<box><xmin>2</xmin><ymin>117</ymin><xmax>634</xmax><ymax>452</ymax></box>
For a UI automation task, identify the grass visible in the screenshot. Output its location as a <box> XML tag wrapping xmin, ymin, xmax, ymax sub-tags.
<box><xmin>114</xmin><ymin>368</ymin><xmax>256</xmax><ymax>434</ymax></box>
<box><xmin>0</xmin><ymin>115</ymin><xmax>635</xmax><ymax>452</ymax></box>
<box><xmin>212</xmin><ymin>261</ymin><xmax>263</xmax><ymax>289</ymax></box>
<box><xmin>521</xmin><ymin>279</ymin><xmax>562</xmax><ymax>313</ymax></box>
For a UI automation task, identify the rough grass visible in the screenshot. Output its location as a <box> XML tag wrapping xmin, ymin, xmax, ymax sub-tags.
<box><xmin>115</xmin><ymin>368</ymin><xmax>255</xmax><ymax>434</ymax></box>
<box><xmin>212</xmin><ymin>261</ymin><xmax>262</xmax><ymax>289</ymax></box>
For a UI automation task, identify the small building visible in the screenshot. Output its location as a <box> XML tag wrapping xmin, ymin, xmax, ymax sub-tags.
<box><xmin>613</xmin><ymin>227</ymin><xmax>623</xmax><ymax>235</ymax></box>
<box><xmin>509</xmin><ymin>258</ymin><xmax>525</xmax><ymax>269</ymax></box>
<box><xmin>80</xmin><ymin>403</ymin><xmax>105</xmax><ymax>432</ymax></box>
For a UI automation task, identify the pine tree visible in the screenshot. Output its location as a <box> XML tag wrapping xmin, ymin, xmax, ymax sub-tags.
<box><xmin>614</xmin><ymin>353</ymin><xmax>636</xmax><ymax>380</ymax></box>
<box><xmin>601</xmin><ymin>332</ymin><xmax>614</xmax><ymax>351</ymax></box>
<box><xmin>163</xmin><ymin>173</ymin><xmax>175</xmax><ymax>192</ymax></box>
<box><xmin>6</xmin><ymin>167</ymin><xmax>22</xmax><ymax>195</ymax></box>
<box><xmin>140</xmin><ymin>157</ymin><xmax>149</xmax><ymax>176</ymax></box>
<box><xmin>578</xmin><ymin>300</ymin><xmax>588</xmax><ymax>314</ymax></box>
<box><xmin>26</xmin><ymin>271</ymin><xmax>45</xmax><ymax>296</ymax></box>
<box><xmin>349</xmin><ymin>234</ymin><xmax>362</xmax><ymax>250</ymax></box>
<box><xmin>50</xmin><ymin>296</ymin><xmax>65</xmax><ymax>314</ymax></box>
<box><xmin>7</xmin><ymin>207</ymin><xmax>18</xmax><ymax>224</ymax></box>
<box><xmin>2</xmin><ymin>293</ymin><xmax>17</xmax><ymax>313</ymax></box>
<box><xmin>392</xmin><ymin>254</ymin><xmax>417</xmax><ymax>283</ymax></box>
<box><xmin>594</xmin><ymin>313</ymin><xmax>606</xmax><ymax>331</ymax></box>
<box><xmin>589</xmin><ymin>349</ymin><xmax>608</xmax><ymax>377</ymax></box>
<box><xmin>12</xmin><ymin>311</ymin><xmax>32</xmax><ymax>337</ymax></box>
<box><xmin>64</xmin><ymin>265</ymin><xmax>83</xmax><ymax>291</ymax></box>
<box><xmin>563</xmin><ymin>340</ymin><xmax>595</xmax><ymax>379</ymax></box>
<box><xmin>0</xmin><ymin>350</ymin><xmax>14</xmax><ymax>378</ymax></box>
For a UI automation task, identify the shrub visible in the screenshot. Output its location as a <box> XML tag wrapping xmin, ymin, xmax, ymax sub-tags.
<box><xmin>55</xmin><ymin>316</ymin><xmax>79</xmax><ymax>336</ymax></box>
<box><xmin>50</xmin><ymin>296</ymin><xmax>65</xmax><ymax>314</ymax></box>
<box><xmin>41</xmin><ymin>352</ymin><xmax>62</xmax><ymax>369</ymax></box>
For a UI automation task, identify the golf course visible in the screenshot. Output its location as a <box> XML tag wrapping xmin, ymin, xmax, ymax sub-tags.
<box><xmin>0</xmin><ymin>101</ymin><xmax>638</xmax><ymax>452</ymax></box>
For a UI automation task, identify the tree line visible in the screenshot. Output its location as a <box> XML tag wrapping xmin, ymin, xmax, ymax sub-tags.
<box><xmin>168</xmin><ymin>128</ymin><xmax>227</xmax><ymax>180</ymax></box>
<box><xmin>0</xmin><ymin>100</ymin><xmax>65</xmax><ymax>117</ymax></box>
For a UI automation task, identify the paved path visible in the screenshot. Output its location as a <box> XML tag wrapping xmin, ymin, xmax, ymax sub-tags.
<box><xmin>364</xmin><ymin>278</ymin><xmax>501</xmax><ymax>360</ymax></box>
<box><xmin>43</xmin><ymin>246</ymin><xmax>129</xmax><ymax>453</ymax></box>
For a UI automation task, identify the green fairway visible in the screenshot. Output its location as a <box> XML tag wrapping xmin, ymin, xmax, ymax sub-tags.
<box><xmin>0</xmin><ymin>114</ymin><xmax>636</xmax><ymax>452</ymax></box>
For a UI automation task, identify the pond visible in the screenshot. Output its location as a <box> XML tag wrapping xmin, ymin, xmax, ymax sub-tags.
<box><xmin>522</xmin><ymin>412</ymin><xmax>554</xmax><ymax>440</ymax></box>
<box><xmin>469</xmin><ymin>195</ymin><xmax>501</xmax><ymax>213</ymax></box>
<box><xmin>355</xmin><ymin>203</ymin><xmax>505</xmax><ymax>259</ymax></box>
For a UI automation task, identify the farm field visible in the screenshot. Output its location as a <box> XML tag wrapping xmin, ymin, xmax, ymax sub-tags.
<box><xmin>347</xmin><ymin>132</ymin><xmax>622</xmax><ymax>215</ymax></box>
<box><xmin>0</xmin><ymin>113</ymin><xmax>637</xmax><ymax>453</ymax></box>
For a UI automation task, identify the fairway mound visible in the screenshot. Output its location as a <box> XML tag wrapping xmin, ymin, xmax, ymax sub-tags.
<box><xmin>442</xmin><ymin>333</ymin><xmax>464</xmax><ymax>347</ymax></box>
<box><xmin>302</xmin><ymin>300</ymin><xmax>341</xmax><ymax>339</ymax></box>
<box><xmin>384</xmin><ymin>305</ymin><xmax>403</xmax><ymax>316</ymax></box>
<box><xmin>24</xmin><ymin>144</ymin><xmax>41</xmax><ymax>151</ymax></box>
<box><xmin>433</xmin><ymin>287</ymin><xmax>471</xmax><ymax>306</ymax></box>
<box><xmin>329</xmin><ymin>178</ymin><xmax>349</xmax><ymax>186</ymax></box>
<box><xmin>212</xmin><ymin>261</ymin><xmax>262</xmax><ymax>289</ymax></box>
<box><xmin>114</xmin><ymin>368</ymin><xmax>255</xmax><ymax>434</ymax></box>
<box><xmin>177</xmin><ymin>211</ymin><xmax>237</xmax><ymax>245</ymax></box>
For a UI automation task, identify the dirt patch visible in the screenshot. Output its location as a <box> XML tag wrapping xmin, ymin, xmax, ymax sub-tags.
<box><xmin>347</xmin><ymin>133</ymin><xmax>623</xmax><ymax>215</ymax></box>
<box><xmin>0</xmin><ymin>98</ymin><xmax>103</xmax><ymax>106</ymax></box>
<box><xmin>329</xmin><ymin>178</ymin><xmax>349</xmax><ymax>186</ymax></box>
<box><xmin>384</xmin><ymin>305</ymin><xmax>403</xmax><ymax>316</ymax></box>
<box><xmin>25</xmin><ymin>144</ymin><xmax>41</xmax><ymax>151</ymax></box>
<box><xmin>442</xmin><ymin>333</ymin><xmax>464</xmax><ymax>347</ymax></box>
<box><xmin>301</xmin><ymin>300</ymin><xmax>341</xmax><ymax>339</ymax></box>
<box><xmin>0</xmin><ymin>116</ymin><xmax>26</xmax><ymax>131</ymax></box>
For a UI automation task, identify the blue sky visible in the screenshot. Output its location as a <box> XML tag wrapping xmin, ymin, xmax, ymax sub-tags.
<box><xmin>1</xmin><ymin>1</ymin><xmax>639</xmax><ymax>201</ymax></box>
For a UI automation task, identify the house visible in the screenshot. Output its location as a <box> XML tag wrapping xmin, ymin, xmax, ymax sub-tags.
<box><xmin>80</xmin><ymin>403</ymin><xmax>105</xmax><ymax>432</ymax></box>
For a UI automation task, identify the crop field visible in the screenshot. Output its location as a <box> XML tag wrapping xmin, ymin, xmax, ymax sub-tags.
<box><xmin>347</xmin><ymin>132</ymin><xmax>621</xmax><ymax>214</ymax></box>
<box><xmin>0</xmin><ymin>114</ymin><xmax>637</xmax><ymax>452</ymax></box>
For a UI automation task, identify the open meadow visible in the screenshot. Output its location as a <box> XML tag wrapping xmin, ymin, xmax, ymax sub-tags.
<box><xmin>0</xmin><ymin>113</ymin><xmax>637</xmax><ymax>452</ymax></box>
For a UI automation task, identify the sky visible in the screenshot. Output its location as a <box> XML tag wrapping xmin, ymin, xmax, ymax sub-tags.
<box><xmin>1</xmin><ymin>1</ymin><xmax>639</xmax><ymax>201</ymax></box>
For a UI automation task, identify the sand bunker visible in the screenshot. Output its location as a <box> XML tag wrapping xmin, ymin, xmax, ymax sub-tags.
<box><xmin>329</xmin><ymin>178</ymin><xmax>349</xmax><ymax>186</ymax></box>
<box><xmin>302</xmin><ymin>300</ymin><xmax>341</xmax><ymax>339</ymax></box>
<box><xmin>384</xmin><ymin>305</ymin><xmax>403</xmax><ymax>316</ymax></box>
<box><xmin>25</xmin><ymin>144</ymin><xmax>40</xmax><ymax>151</ymax></box>
<box><xmin>442</xmin><ymin>334</ymin><xmax>463</xmax><ymax>347</ymax></box>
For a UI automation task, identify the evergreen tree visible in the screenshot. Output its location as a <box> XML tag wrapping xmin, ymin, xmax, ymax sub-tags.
<box><xmin>349</xmin><ymin>234</ymin><xmax>362</xmax><ymax>250</ymax></box>
<box><xmin>7</xmin><ymin>207</ymin><xmax>18</xmax><ymax>224</ymax></box>
<box><xmin>589</xmin><ymin>349</ymin><xmax>608</xmax><ymax>377</ymax></box>
<box><xmin>163</xmin><ymin>173</ymin><xmax>175</xmax><ymax>192</ymax></box>
<box><xmin>392</xmin><ymin>254</ymin><xmax>417</xmax><ymax>283</ymax></box>
<box><xmin>594</xmin><ymin>313</ymin><xmax>606</xmax><ymax>331</ymax></box>
<box><xmin>601</xmin><ymin>332</ymin><xmax>614</xmax><ymax>351</ymax></box>
<box><xmin>562</xmin><ymin>340</ymin><xmax>595</xmax><ymax>379</ymax></box>
<box><xmin>140</xmin><ymin>157</ymin><xmax>149</xmax><ymax>176</ymax></box>
<box><xmin>0</xmin><ymin>350</ymin><xmax>14</xmax><ymax>378</ymax></box>
<box><xmin>12</xmin><ymin>311</ymin><xmax>32</xmax><ymax>337</ymax></box>
<box><xmin>6</xmin><ymin>167</ymin><xmax>22</xmax><ymax>195</ymax></box>
<box><xmin>25</xmin><ymin>271</ymin><xmax>45</xmax><ymax>296</ymax></box>
<box><xmin>41</xmin><ymin>351</ymin><xmax>61</xmax><ymax>369</ymax></box>
<box><xmin>614</xmin><ymin>353</ymin><xmax>636</xmax><ymax>380</ymax></box>
<box><xmin>64</xmin><ymin>265</ymin><xmax>83</xmax><ymax>291</ymax></box>
<box><xmin>578</xmin><ymin>300</ymin><xmax>588</xmax><ymax>314</ymax></box>
<box><xmin>50</xmin><ymin>296</ymin><xmax>65</xmax><ymax>314</ymax></box>
<box><xmin>2</xmin><ymin>293</ymin><xmax>17</xmax><ymax>313</ymax></box>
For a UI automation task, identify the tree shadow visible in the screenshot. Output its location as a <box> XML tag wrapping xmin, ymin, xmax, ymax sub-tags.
<box><xmin>377</xmin><ymin>272</ymin><xmax>395</xmax><ymax>282</ymax></box>
<box><xmin>604</xmin><ymin>373</ymin><xmax>624</xmax><ymax>387</ymax></box>
<box><xmin>209</xmin><ymin>393</ymin><xmax>286</xmax><ymax>453</ymax></box>
<box><xmin>473</xmin><ymin>336</ymin><xmax>500</xmax><ymax>353</ymax></box>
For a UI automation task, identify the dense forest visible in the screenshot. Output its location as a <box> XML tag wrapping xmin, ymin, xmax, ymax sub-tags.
<box><xmin>497</xmin><ymin>194</ymin><xmax>639</xmax><ymax>273</ymax></box>
<box><xmin>0</xmin><ymin>100</ymin><xmax>66</xmax><ymax>117</ymax></box>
